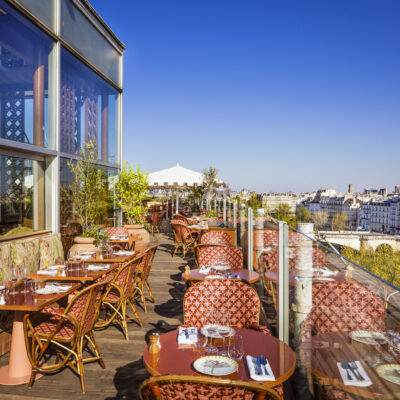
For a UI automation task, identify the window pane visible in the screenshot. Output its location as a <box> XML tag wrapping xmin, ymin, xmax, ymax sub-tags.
<box><xmin>60</xmin><ymin>48</ymin><xmax>119</xmax><ymax>164</ymax></box>
<box><xmin>14</xmin><ymin>0</ymin><xmax>55</xmax><ymax>30</ymax></box>
<box><xmin>0</xmin><ymin>154</ymin><xmax>45</xmax><ymax>237</ymax></box>
<box><xmin>60</xmin><ymin>0</ymin><xmax>120</xmax><ymax>86</ymax></box>
<box><xmin>0</xmin><ymin>0</ymin><xmax>53</xmax><ymax>148</ymax></box>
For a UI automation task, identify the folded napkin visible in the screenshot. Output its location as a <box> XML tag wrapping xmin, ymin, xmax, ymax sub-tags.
<box><xmin>50</xmin><ymin>284</ymin><xmax>72</xmax><ymax>292</ymax></box>
<box><xmin>87</xmin><ymin>264</ymin><xmax>110</xmax><ymax>271</ymax></box>
<box><xmin>110</xmin><ymin>236</ymin><xmax>118</xmax><ymax>239</ymax></box>
<box><xmin>76</xmin><ymin>255</ymin><xmax>91</xmax><ymax>260</ymax></box>
<box><xmin>228</xmin><ymin>274</ymin><xmax>240</xmax><ymax>279</ymax></box>
<box><xmin>177</xmin><ymin>327</ymin><xmax>198</xmax><ymax>345</ymax></box>
<box><xmin>199</xmin><ymin>266</ymin><xmax>211</xmax><ymax>274</ymax></box>
<box><xmin>246</xmin><ymin>355</ymin><xmax>275</xmax><ymax>381</ymax></box>
<box><xmin>114</xmin><ymin>251</ymin><xmax>134</xmax><ymax>256</ymax></box>
<box><xmin>38</xmin><ymin>269</ymin><xmax>57</xmax><ymax>276</ymax></box>
<box><xmin>337</xmin><ymin>361</ymin><xmax>372</xmax><ymax>386</ymax></box>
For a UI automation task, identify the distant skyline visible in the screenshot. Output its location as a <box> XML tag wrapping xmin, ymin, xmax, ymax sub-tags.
<box><xmin>91</xmin><ymin>0</ymin><xmax>400</xmax><ymax>193</ymax></box>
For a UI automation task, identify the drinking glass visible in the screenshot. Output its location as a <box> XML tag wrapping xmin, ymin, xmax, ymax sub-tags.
<box><xmin>228</xmin><ymin>334</ymin><xmax>244</xmax><ymax>361</ymax></box>
<box><xmin>218</xmin><ymin>314</ymin><xmax>231</xmax><ymax>356</ymax></box>
<box><xmin>204</xmin><ymin>310</ymin><xmax>219</xmax><ymax>354</ymax></box>
<box><xmin>195</xmin><ymin>330</ymin><xmax>208</xmax><ymax>350</ymax></box>
<box><xmin>21</xmin><ymin>265</ymin><xmax>29</xmax><ymax>293</ymax></box>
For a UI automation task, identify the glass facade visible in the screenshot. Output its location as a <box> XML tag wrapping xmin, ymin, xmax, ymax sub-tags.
<box><xmin>0</xmin><ymin>0</ymin><xmax>123</xmax><ymax>238</ymax></box>
<box><xmin>60</xmin><ymin>48</ymin><xmax>119</xmax><ymax>164</ymax></box>
<box><xmin>0</xmin><ymin>0</ymin><xmax>53</xmax><ymax>148</ymax></box>
<box><xmin>0</xmin><ymin>154</ymin><xmax>45</xmax><ymax>236</ymax></box>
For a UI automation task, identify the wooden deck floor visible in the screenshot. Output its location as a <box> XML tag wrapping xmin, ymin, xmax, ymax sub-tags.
<box><xmin>0</xmin><ymin>233</ymin><xmax>188</xmax><ymax>400</ymax></box>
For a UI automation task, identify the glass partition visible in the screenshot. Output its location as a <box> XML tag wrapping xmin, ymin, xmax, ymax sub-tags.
<box><xmin>0</xmin><ymin>0</ymin><xmax>53</xmax><ymax>148</ymax></box>
<box><xmin>15</xmin><ymin>0</ymin><xmax>56</xmax><ymax>30</ymax></box>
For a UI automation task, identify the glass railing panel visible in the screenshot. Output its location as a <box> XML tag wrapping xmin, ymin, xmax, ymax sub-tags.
<box><xmin>285</xmin><ymin>223</ymin><xmax>400</xmax><ymax>400</ymax></box>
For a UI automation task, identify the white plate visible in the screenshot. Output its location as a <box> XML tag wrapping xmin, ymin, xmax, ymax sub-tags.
<box><xmin>205</xmin><ymin>275</ymin><xmax>225</xmax><ymax>279</ymax></box>
<box><xmin>212</xmin><ymin>265</ymin><xmax>230</xmax><ymax>271</ymax></box>
<box><xmin>48</xmin><ymin>265</ymin><xmax>65</xmax><ymax>270</ymax></box>
<box><xmin>349</xmin><ymin>330</ymin><xmax>388</xmax><ymax>345</ymax></box>
<box><xmin>201</xmin><ymin>325</ymin><xmax>235</xmax><ymax>338</ymax></box>
<box><xmin>35</xmin><ymin>287</ymin><xmax>58</xmax><ymax>295</ymax></box>
<box><xmin>79</xmin><ymin>251</ymin><xmax>96</xmax><ymax>256</ymax></box>
<box><xmin>376</xmin><ymin>364</ymin><xmax>400</xmax><ymax>385</ymax></box>
<box><xmin>0</xmin><ymin>286</ymin><xmax>5</xmax><ymax>291</ymax></box>
<box><xmin>193</xmin><ymin>356</ymin><xmax>238</xmax><ymax>376</ymax></box>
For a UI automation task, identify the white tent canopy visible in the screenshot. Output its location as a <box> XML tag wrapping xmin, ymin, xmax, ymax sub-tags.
<box><xmin>148</xmin><ymin>163</ymin><xmax>203</xmax><ymax>187</ymax></box>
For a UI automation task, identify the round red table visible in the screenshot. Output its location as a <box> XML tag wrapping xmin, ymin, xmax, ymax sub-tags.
<box><xmin>182</xmin><ymin>269</ymin><xmax>259</xmax><ymax>284</ymax></box>
<box><xmin>143</xmin><ymin>328</ymin><xmax>296</xmax><ymax>388</ymax></box>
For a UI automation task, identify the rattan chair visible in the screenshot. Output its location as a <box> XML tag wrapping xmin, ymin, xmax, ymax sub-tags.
<box><xmin>131</xmin><ymin>244</ymin><xmax>159</xmax><ymax>312</ymax></box>
<box><xmin>95</xmin><ymin>254</ymin><xmax>145</xmax><ymax>340</ymax></box>
<box><xmin>24</xmin><ymin>278</ymin><xmax>111</xmax><ymax>393</ymax></box>
<box><xmin>194</xmin><ymin>244</ymin><xmax>243</xmax><ymax>271</ymax></box>
<box><xmin>171</xmin><ymin>221</ymin><xmax>199</xmax><ymax>257</ymax></box>
<box><xmin>139</xmin><ymin>375</ymin><xmax>281</xmax><ymax>400</ymax></box>
<box><xmin>200</xmin><ymin>231</ymin><xmax>232</xmax><ymax>246</ymax></box>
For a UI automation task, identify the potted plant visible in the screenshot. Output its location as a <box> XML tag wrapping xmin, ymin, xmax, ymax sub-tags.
<box><xmin>115</xmin><ymin>162</ymin><xmax>150</xmax><ymax>253</ymax></box>
<box><xmin>67</xmin><ymin>140</ymin><xmax>106</xmax><ymax>254</ymax></box>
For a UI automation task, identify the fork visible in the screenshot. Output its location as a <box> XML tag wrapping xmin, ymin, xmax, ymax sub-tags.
<box><xmin>349</xmin><ymin>362</ymin><xmax>364</xmax><ymax>381</ymax></box>
<box><xmin>340</xmin><ymin>360</ymin><xmax>352</xmax><ymax>380</ymax></box>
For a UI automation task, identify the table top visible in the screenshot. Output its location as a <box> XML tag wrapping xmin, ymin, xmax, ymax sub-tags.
<box><xmin>29</xmin><ymin>263</ymin><xmax>118</xmax><ymax>282</ymax></box>
<box><xmin>265</xmin><ymin>270</ymin><xmax>347</xmax><ymax>286</ymax></box>
<box><xmin>300</xmin><ymin>332</ymin><xmax>400</xmax><ymax>399</ymax></box>
<box><xmin>0</xmin><ymin>282</ymin><xmax>81</xmax><ymax>312</ymax></box>
<box><xmin>143</xmin><ymin>328</ymin><xmax>296</xmax><ymax>387</ymax></box>
<box><xmin>182</xmin><ymin>269</ymin><xmax>259</xmax><ymax>284</ymax></box>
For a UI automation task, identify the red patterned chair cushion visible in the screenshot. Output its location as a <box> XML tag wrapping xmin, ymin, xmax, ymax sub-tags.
<box><xmin>184</xmin><ymin>280</ymin><xmax>265</xmax><ymax>331</ymax></box>
<box><xmin>301</xmin><ymin>281</ymin><xmax>386</xmax><ymax>341</ymax></box>
<box><xmin>197</xmin><ymin>246</ymin><xmax>243</xmax><ymax>271</ymax></box>
<box><xmin>200</xmin><ymin>231</ymin><xmax>232</xmax><ymax>246</ymax></box>
<box><xmin>35</xmin><ymin>315</ymin><xmax>75</xmax><ymax>340</ymax></box>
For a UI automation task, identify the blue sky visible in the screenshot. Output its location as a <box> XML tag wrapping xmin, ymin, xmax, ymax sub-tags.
<box><xmin>92</xmin><ymin>0</ymin><xmax>400</xmax><ymax>193</ymax></box>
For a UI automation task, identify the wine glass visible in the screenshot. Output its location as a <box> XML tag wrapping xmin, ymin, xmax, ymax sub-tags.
<box><xmin>218</xmin><ymin>313</ymin><xmax>231</xmax><ymax>356</ymax></box>
<box><xmin>228</xmin><ymin>334</ymin><xmax>244</xmax><ymax>361</ymax></box>
<box><xmin>21</xmin><ymin>265</ymin><xmax>29</xmax><ymax>293</ymax></box>
<box><xmin>204</xmin><ymin>310</ymin><xmax>219</xmax><ymax>354</ymax></box>
<box><xmin>195</xmin><ymin>330</ymin><xmax>208</xmax><ymax>350</ymax></box>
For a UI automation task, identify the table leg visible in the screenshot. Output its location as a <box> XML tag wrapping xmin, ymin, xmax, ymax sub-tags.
<box><xmin>0</xmin><ymin>311</ymin><xmax>42</xmax><ymax>385</ymax></box>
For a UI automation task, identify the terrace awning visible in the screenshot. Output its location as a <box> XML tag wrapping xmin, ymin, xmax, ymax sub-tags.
<box><xmin>148</xmin><ymin>163</ymin><xmax>203</xmax><ymax>188</ymax></box>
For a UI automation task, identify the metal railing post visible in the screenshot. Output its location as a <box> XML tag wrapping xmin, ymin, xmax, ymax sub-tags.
<box><xmin>223</xmin><ymin>198</ymin><xmax>226</xmax><ymax>222</ymax></box>
<box><xmin>278</xmin><ymin>221</ymin><xmax>289</xmax><ymax>344</ymax></box>
<box><xmin>233</xmin><ymin>201</ymin><xmax>237</xmax><ymax>246</ymax></box>
<box><xmin>247</xmin><ymin>208</ymin><xmax>253</xmax><ymax>271</ymax></box>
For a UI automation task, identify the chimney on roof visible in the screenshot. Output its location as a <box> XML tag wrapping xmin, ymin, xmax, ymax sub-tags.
<box><xmin>348</xmin><ymin>183</ymin><xmax>354</xmax><ymax>194</ymax></box>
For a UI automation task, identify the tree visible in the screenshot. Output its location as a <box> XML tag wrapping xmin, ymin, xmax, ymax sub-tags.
<box><xmin>274</xmin><ymin>203</ymin><xmax>291</xmax><ymax>221</ymax></box>
<box><xmin>202</xmin><ymin>167</ymin><xmax>219</xmax><ymax>210</ymax></box>
<box><xmin>68</xmin><ymin>140</ymin><xmax>106</xmax><ymax>231</ymax></box>
<box><xmin>247</xmin><ymin>193</ymin><xmax>262</xmax><ymax>209</ymax></box>
<box><xmin>115</xmin><ymin>162</ymin><xmax>150</xmax><ymax>225</ymax></box>
<box><xmin>187</xmin><ymin>185</ymin><xmax>205</xmax><ymax>211</ymax></box>
<box><xmin>296</xmin><ymin>206</ymin><xmax>310</xmax><ymax>223</ymax></box>
<box><xmin>331</xmin><ymin>212</ymin><xmax>348</xmax><ymax>231</ymax></box>
<box><xmin>311</xmin><ymin>211</ymin><xmax>329</xmax><ymax>230</ymax></box>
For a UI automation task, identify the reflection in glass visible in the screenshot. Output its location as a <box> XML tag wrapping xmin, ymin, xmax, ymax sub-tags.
<box><xmin>60</xmin><ymin>48</ymin><xmax>119</xmax><ymax>164</ymax></box>
<box><xmin>0</xmin><ymin>155</ymin><xmax>45</xmax><ymax>237</ymax></box>
<box><xmin>0</xmin><ymin>0</ymin><xmax>53</xmax><ymax>148</ymax></box>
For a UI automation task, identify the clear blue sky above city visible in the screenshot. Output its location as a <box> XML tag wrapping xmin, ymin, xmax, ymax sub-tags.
<box><xmin>92</xmin><ymin>0</ymin><xmax>400</xmax><ymax>193</ymax></box>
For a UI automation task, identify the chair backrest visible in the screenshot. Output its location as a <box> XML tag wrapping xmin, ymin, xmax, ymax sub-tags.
<box><xmin>196</xmin><ymin>244</ymin><xmax>243</xmax><ymax>271</ymax></box>
<box><xmin>142</xmin><ymin>243</ymin><xmax>159</xmax><ymax>280</ymax></box>
<box><xmin>65</xmin><ymin>277</ymin><xmax>112</xmax><ymax>335</ymax></box>
<box><xmin>184</xmin><ymin>279</ymin><xmax>260</xmax><ymax>329</ymax></box>
<box><xmin>112</xmin><ymin>254</ymin><xmax>145</xmax><ymax>300</ymax></box>
<box><xmin>200</xmin><ymin>231</ymin><xmax>231</xmax><ymax>246</ymax></box>
<box><xmin>173</xmin><ymin>214</ymin><xmax>188</xmax><ymax>224</ymax></box>
<box><xmin>139</xmin><ymin>375</ymin><xmax>280</xmax><ymax>400</ymax></box>
<box><xmin>171</xmin><ymin>222</ymin><xmax>186</xmax><ymax>244</ymax></box>
<box><xmin>106</xmin><ymin>226</ymin><xmax>129</xmax><ymax>237</ymax></box>
<box><xmin>301</xmin><ymin>281</ymin><xmax>387</xmax><ymax>341</ymax></box>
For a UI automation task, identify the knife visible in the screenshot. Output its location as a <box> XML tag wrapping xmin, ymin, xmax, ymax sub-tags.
<box><xmin>259</xmin><ymin>355</ymin><xmax>270</xmax><ymax>376</ymax></box>
<box><xmin>346</xmin><ymin>361</ymin><xmax>362</xmax><ymax>381</ymax></box>
<box><xmin>255</xmin><ymin>357</ymin><xmax>263</xmax><ymax>375</ymax></box>
<box><xmin>252</xmin><ymin>357</ymin><xmax>262</xmax><ymax>375</ymax></box>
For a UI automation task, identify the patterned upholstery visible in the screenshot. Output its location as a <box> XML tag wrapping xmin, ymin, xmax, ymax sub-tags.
<box><xmin>196</xmin><ymin>245</ymin><xmax>243</xmax><ymax>271</ymax></box>
<box><xmin>34</xmin><ymin>315</ymin><xmax>75</xmax><ymax>341</ymax></box>
<box><xmin>183</xmin><ymin>279</ymin><xmax>267</xmax><ymax>332</ymax></box>
<box><xmin>301</xmin><ymin>281</ymin><xmax>386</xmax><ymax>342</ymax></box>
<box><xmin>39</xmin><ymin>234</ymin><xmax>64</xmax><ymax>270</ymax></box>
<box><xmin>0</xmin><ymin>243</ymin><xmax>12</xmax><ymax>282</ymax></box>
<box><xmin>139</xmin><ymin>376</ymin><xmax>281</xmax><ymax>400</ymax></box>
<box><xmin>106</xmin><ymin>227</ymin><xmax>129</xmax><ymax>237</ymax></box>
<box><xmin>172</xmin><ymin>215</ymin><xmax>188</xmax><ymax>225</ymax></box>
<box><xmin>200</xmin><ymin>231</ymin><xmax>232</xmax><ymax>246</ymax></box>
<box><xmin>11</xmin><ymin>238</ymin><xmax>40</xmax><ymax>274</ymax></box>
<box><xmin>171</xmin><ymin>222</ymin><xmax>198</xmax><ymax>257</ymax></box>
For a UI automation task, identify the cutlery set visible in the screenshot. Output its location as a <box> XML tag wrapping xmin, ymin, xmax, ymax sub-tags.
<box><xmin>341</xmin><ymin>360</ymin><xmax>364</xmax><ymax>381</ymax></box>
<box><xmin>252</xmin><ymin>355</ymin><xmax>270</xmax><ymax>376</ymax></box>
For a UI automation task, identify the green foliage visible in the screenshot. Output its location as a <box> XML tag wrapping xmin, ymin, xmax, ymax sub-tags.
<box><xmin>331</xmin><ymin>212</ymin><xmax>348</xmax><ymax>231</ymax></box>
<box><xmin>202</xmin><ymin>167</ymin><xmax>219</xmax><ymax>209</ymax></box>
<box><xmin>296</xmin><ymin>206</ymin><xmax>310</xmax><ymax>223</ymax></box>
<box><xmin>82</xmin><ymin>225</ymin><xmax>108</xmax><ymax>246</ymax></box>
<box><xmin>115</xmin><ymin>162</ymin><xmax>150</xmax><ymax>225</ymax></box>
<box><xmin>247</xmin><ymin>193</ymin><xmax>262</xmax><ymax>209</ymax></box>
<box><xmin>206</xmin><ymin>210</ymin><xmax>218</xmax><ymax>218</ymax></box>
<box><xmin>340</xmin><ymin>244</ymin><xmax>400</xmax><ymax>286</ymax></box>
<box><xmin>68</xmin><ymin>140</ymin><xmax>106</xmax><ymax>231</ymax></box>
<box><xmin>271</xmin><ymin>203</ymin><xmax>296</xmax><ymax>227</ymax></box>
